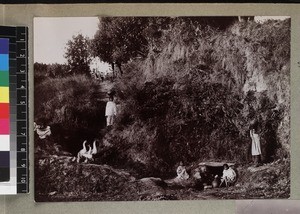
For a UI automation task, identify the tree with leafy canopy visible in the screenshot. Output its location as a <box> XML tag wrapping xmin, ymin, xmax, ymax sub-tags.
<box><xmin>92</xmin><ymin>17</ymin><xmax>152</xmax><ymax>75</ymax></box>
<box><xmin>64</xmin><ymin>33</ymin><xmax>92</xmax><ymax>76</ymax></box>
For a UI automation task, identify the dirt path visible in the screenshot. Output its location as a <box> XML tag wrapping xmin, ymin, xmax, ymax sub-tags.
<box><xmin>98</xmin><ymin>80</ymin><xmax>114</xmax><ymax>101</ymax></box>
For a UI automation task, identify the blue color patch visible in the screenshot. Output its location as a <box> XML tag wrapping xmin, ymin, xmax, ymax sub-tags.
<box><xmin>0</xmin><ymin>54</ymin><xmax>9</xmax><ymax>72</ymax></box>
<box><xmin>0</xmin><ymin>39</ymin><xmax>9</xmax><ymax>54</ymax></box>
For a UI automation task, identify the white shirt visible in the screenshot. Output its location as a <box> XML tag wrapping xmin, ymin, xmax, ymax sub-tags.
<box><xmin>105</xmin><ymin>101</ymin><xmax>117</xmax><ymax>116</ymax></box>
<box><xmin>176</xmin><ymin>166</ymin><xmax>189</xmax><ymax>180</ymax></box>
<box><xmin>222</xmin><ymin>167</ymin><xmax>236</xmax><ymax>181</ymax></box>
<box><xmin>36</xmin><ymin>126</ymin><xmax>51</xmax><ymax>139</ymax></box>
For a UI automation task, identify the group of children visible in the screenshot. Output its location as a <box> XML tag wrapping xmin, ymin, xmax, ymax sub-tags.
<box><xmin>107</xmin><ymin>88</ymin><xmax>262</xmax><ymax>189</ymax></box>
<box><xmin>176</xmin><ymin>162</ymin><xmax>237</xmax><ymax>189</ymax></box>
<box><xmin>173</xmin><ymin>122</ymin><xmax>262</xmax><ymax>189</ymax></box>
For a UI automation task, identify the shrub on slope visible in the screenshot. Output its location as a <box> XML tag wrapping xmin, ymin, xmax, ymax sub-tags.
<box><xmin>103</xmin><ymin>18</ymin><xmax>290</xmax><ymax>176</ymax></box>
<box><xmin>34</xmin><ymin>75</ymin><xmax>106</xmax><ymax>153</ymax></box>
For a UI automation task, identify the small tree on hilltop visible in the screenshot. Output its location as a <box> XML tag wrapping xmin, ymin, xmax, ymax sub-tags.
<box><xmin>65</xmin><ymin>34</ymin><xmax>92</xmax><ymax>76</ymax></box>
<box><xmin>91</xmin><ymin>17</ymin><xmax>150</xmax><ymax>76</ymax></box>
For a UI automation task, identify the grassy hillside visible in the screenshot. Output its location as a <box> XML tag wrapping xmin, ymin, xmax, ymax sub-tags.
<box><xmin>104</xmin><ymin>19</ymin><xmax>290</xmax><ymax>176</ymax></box>
<box><xmin>34</xmin><ymin>18</ymin><xmax>290</xmax><ymax>201</ymax></box>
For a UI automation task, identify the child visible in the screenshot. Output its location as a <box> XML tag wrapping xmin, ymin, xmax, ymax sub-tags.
<box><xmin>193</xmin><ymin>168</ymin><xmax>201</xmax><ymax>180</ymax></box>
<box><xmin>220</xmin><ymin>164</ymin><xmax>236</xmax><ymax>187</ymax></box>
<box><xmin>250</xmin><ymin>124</ymin><xmax>262</xmax><ymax>167</ymax></box>
<box><xmin>34</xmin><ymin>122</ymin><xmax>51</xmax><ymax>139</ymax></box>
<box><xmin>105</xmin><ymin>96</ymin><xmax>117</xmax><ymax>126</ymax></box>
<box><xmin>176</xmin><ymin>161</ymin><xmax>189</xmax><ymax>180</ymax></box>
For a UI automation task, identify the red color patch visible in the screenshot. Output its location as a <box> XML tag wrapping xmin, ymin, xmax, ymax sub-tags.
<box><xmin>0</xmin><ymin>103</ymin><xmax>9</xmax><ymax>119</ymax></box>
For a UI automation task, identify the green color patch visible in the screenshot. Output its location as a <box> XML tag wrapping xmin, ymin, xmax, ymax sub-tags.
<box><xmin>0</xmin><ymin>72</ymin><xmax>9</xmax><ymax>86</ymax></box>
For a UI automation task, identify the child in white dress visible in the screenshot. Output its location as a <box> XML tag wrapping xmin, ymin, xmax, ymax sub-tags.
<box><xmin>250</xmin><ymin>125</ymin><xmax>262</xmax><ymax>166</ymax></box>
<box><xmin>105</xmin><ymin>96</ymin><xmax>117</xmax><ymax>126</ymax></box>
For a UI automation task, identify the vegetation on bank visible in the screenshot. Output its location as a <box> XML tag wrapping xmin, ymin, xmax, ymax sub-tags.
<box><xmin>103</xmin><ymin>18</ymin><xmax>290</xmax><ymax>176</ymax></box>
<box><xmin>34</xmin><ymin>17</ymin><xmax>290</xmax><ymax>201</ymax></box>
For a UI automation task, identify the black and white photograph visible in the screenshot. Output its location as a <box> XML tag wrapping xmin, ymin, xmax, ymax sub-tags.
<box><xmin>34</xmin><ymin>16</ymin><xmax>290</xmax><ymax>202</ymax></box>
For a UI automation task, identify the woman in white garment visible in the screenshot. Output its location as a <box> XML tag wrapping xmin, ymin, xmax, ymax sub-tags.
<box><xmin>250</xmin><ymin>124</ymin><xmax>262</xmax><ymax>167</ymax></box>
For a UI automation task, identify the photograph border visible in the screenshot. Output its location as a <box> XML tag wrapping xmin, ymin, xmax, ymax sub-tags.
<box><xmin>1</xmin><ymin>3</ymin><xmax>300</xmax><ymax>214</ymax></box>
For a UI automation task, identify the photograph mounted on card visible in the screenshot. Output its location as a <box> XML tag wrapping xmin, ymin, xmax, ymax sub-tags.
<box><xmin>34</xmin><ymin>16</ymin><xmax>290</xmax><ymax>202</ymax></box>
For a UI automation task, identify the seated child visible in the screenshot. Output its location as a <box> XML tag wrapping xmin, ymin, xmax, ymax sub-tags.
<box><xmin>34</xmin><ymin>122</ymin><xmax>51</xmax><ymax>139</ymax></box>
<box><xmin>176</xmin><ymin>161</ymin><xmax>189</xmax><ymax>180</ymax></box>
<box><xmin>220</xmin><ymin>164</ymin><xmax>236</xmax><ymax>187</ymax></box>
<box><xmin>193</xmin><ymin>168</ymin><xmax>201</xmax><ymax>180</ymax></box>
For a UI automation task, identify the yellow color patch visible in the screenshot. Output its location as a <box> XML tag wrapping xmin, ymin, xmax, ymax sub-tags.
<box><xmin>0</xmin><ymin>87</ymin><xmax>9</xmax><ymax>103</ymax></box>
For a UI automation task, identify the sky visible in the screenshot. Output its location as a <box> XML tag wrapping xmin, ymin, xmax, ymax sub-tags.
<box><xmin>34</xmin><ymin>17</ymin><xmax>110</xmax><ymax>72</ymax></box>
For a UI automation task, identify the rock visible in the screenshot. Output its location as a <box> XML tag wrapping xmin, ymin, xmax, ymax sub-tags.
<box><xmin>48</xmin><ymin>191</ymin><xmax>57</xmax><ymax>196</ymax></box>
<box><xmin>164</xmin><ymin>177</ymin><xmax>196</xmax><ymax>188</ymax></box>
<box><xmin>139</xmin><ymin>177</ymin><xmax>167</xmax><ymax>188</ymax></box>
<box><xmin>204</xmin><ymin>185</ymin><xmax>213</xmax><ymax>190</ymax></box>
<box><xmin>247</xmin><ymin>165</ymin><xmax>269</xmax><ymax>173</ymax></box>
<box><xmin>198</xmin><ymin>162</ymin><xmax>235</xmax><ymax>168</ymax></box>
<box><xmin>137</xmin><ymin>177</ymin><xmax>167</xmax><ymax>199</ymax></box>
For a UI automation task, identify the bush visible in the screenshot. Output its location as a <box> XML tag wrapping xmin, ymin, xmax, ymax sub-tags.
<box><xmin>103</xmin><ymin>18</ymin><xmax>290</xmax><ymax>177</ymax></box>
<box><xmin>34</xmin><ymin>74</ymin><xmax>106</xmax><ymax>154</ymax></box>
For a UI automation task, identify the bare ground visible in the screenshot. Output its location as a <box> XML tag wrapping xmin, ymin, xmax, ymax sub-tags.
<box><xmin>34</xmin><ymin>144</ymin><xmax>289</xmax><ymax>202</ymax></box>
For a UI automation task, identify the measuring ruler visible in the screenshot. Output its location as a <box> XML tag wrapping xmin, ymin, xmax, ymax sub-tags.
<box><xmin>16</xmin><ymin>27</ymin><xmax>29</xmax><ymax>193</ymax></box>
<box><xmin>0</xmin><ymin>26</ymin><xmax>29</xmax><ymax>194</ymax></box>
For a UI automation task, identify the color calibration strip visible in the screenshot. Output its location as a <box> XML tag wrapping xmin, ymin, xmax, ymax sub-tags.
<box><xmin>0</xmin><ymin>38</ymin><xmax>10</xmax><ymax>183</ymax></box>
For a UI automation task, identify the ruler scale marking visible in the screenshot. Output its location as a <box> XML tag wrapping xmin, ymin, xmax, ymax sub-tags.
<box><xmin>0</xmin><ymin>26</ymin><xmax>29</xmax><ymax>194</ymax></box>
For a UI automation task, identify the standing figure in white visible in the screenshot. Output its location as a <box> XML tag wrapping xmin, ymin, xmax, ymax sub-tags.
<box><xmin>250</xmin><ymin>124</ymin><xmax>262</xmax><ymax>167</ymax></box>
<box><xmin>105</xmin><ymin>95</ymin><xmax>117</xmax><ymax>126</ymax></box>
